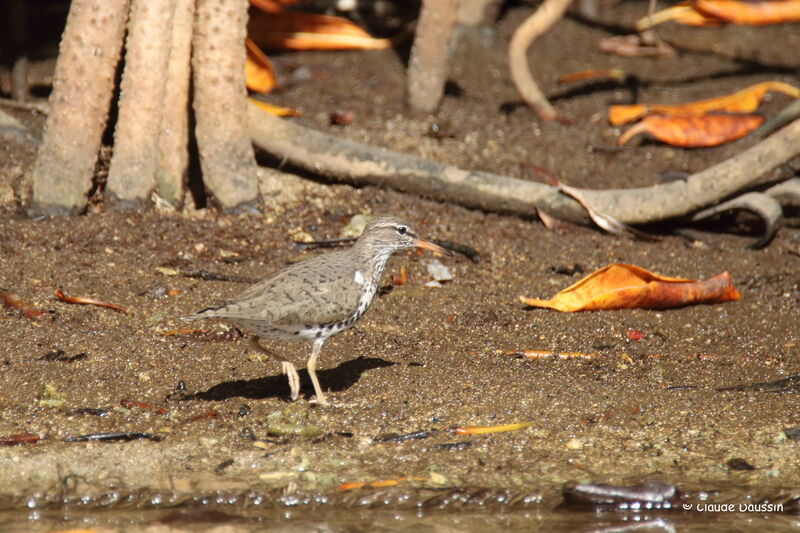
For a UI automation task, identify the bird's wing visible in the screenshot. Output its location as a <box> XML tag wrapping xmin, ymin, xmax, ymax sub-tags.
<box><xmin>210</xmin><ymin>252</ymin><xmax>364</xmax><ymax>326</ymax></box>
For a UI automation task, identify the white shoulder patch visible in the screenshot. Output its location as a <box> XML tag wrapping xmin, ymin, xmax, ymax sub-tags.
<box><xmin>354</xmin><ymin>270</ymin><xmax>365</xmax><ymax>285</ymax></box>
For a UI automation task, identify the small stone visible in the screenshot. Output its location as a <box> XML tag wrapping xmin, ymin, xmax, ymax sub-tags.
<box><xmin>566</xmin><ymin>438</ymin><xmax>584</xmax><ymax>450</ymax></box>
<box><xmin>727</xmin><ymin>457</ymin><xmax>755</xmax><ymax>471</ymax></box>
<box><xmin>266</xmin><ymin>405</ymin><xmax>324</xmax><ymax>438</ymax></box>
<box><xmin>428</xmin><ymin>471</ymin><xmax>448</xmax><ymax>485</ymax></box>
<box><xmin>340</xmin><ymin>214</ymin><xmax>371</xmax><ymax>238</ymax></box>
<box><xmin>783</xmin><ymin>427</ymin><xmax>800</xmax><ymax>441</ymax></box>
<box><xmin>0</xmin><ymin>184</ymin><xmax>14</xmax><ymax>206</ymax></box>
<box><xmin>148</xmin><ymin>284</ymin><xmax>168</xmax><ymax>300</ymax></box>
<box><xmin>291</xmin><ymin>231</ymin><xmax>314</xmax><ymax>243</ymax></box>
<box><xmin>151</xmin><ymin>192</ymin><xmax>176</xmax><ymax>213</ymax></box>
<box><xmin>425</xmin><ymin>258</ymin><xmax>453</xmax><ymax>282</ymax></box>
<box><xmin>37</xmin><ymin>383</ymin><xmax>64</xmax><ymax>407</ymax></box>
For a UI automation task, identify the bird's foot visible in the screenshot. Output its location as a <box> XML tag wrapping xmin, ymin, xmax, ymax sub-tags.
<box><xmin>308</xmin><ymin>394</ymin><xmax>329</xmax><ymax>407</ymax></box>
<box><xmin>282</xmin><ymin>361</ymin><xmax>300</xmax><ymax>401</ymax></box>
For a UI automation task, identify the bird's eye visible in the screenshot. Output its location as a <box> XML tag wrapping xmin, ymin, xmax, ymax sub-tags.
<box><xmin>396</xmin><ymin>226</ymin><xmax>407</xmax><ymax>235</ymax></box>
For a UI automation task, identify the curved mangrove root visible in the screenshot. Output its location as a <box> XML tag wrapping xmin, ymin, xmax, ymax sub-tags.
<box><xmin>248</xmin><ymin>103</ymin><xmax>800</xmax><ymax>231</ymax></box>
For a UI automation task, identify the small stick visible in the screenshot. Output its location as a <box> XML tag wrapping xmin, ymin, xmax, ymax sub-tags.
<box><xmin>54</xmin><ymin>289</ymin><xmax>128</xmax><ymax>314</ymax></box>
<box><xmin>64</xmin><ymin>432</ymin><xmax>162</xmax><ymax>442</ymax></box>
<box><xmin>120</xmin><ymin>399</ymin><xmax>168</xmax><ymax>414</ymax></box>
<box><xmin>181</xmin><ymin>270</ymin><xmax>256</xmax><ymax>283</ymax></box>
<box><xmin>0</xmin><ymin>291</ymin><xmax>43</xmax><ymax>319</ymax></box>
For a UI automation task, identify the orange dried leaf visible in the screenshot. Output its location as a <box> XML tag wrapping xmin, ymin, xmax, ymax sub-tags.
<box><xmin>608</xmin><ymin>105</ymin><xmax>649</xmax><ymax>126</ymax></box>
<box><xmin>519</xmin><ymin>264</ymin><xmax>740</xmax><ymax>312</ymax></box>
<box><xmin>248</xmin><ymin>0</ymin><xmax>303</xmax><ymax>13</ymax></box>
<box><xmin>609</xmin><ymin>81</ymin><xmax>800</xmax><ymax>125</ymax></box>
<box><xmin>369</xmin><ymin>478</ymin><xmax>404</xmax><ymax>488</ymax></box>
<box><xmin>249</xmin><ymin>0</ymin><xmax>282</xmax><ymax>13</ymax></box>
<box><xmin>635</xmin><ymin>5</ymin><xmax>725</xmax><ymax>30</ymax></box>
<box><xmin>695</xmin><ymin>0</ymin><xmax>800</xmax><ymax>25</ymax></box>
<box><xmin>454</xmin><ymin>422</ymin><xmax>531</xmax><ymax>435</ymax></box>
<box><xmin>617</xmin><ymin>113</ymin><xmax>763</xmax><ymax>147</ymax></box>
<box><xmin>245</xmin><ymin>38</ymin><xmax>276</xmax><ymax>93</ymax></box>
<box><xmin>248</xmin><ymin>10</ymin><xmax>391</xmax><ymax>51</ymax></box>
<box><xmin>249</xmin><ymin>97</ymin><xmax>301</xmax><ymax>117</ymax></box>
<box><xmin>506</xmin><ymin>350</ymin><xmax>599</xmax><ymax>360</ymax></box>
<box><xmin>338</xmin><ymin>477</ymin><xmax>414</xmax><ymax>491</ymax></box>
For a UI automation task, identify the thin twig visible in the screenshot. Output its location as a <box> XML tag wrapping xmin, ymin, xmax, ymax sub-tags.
<box><xmin>54</xmin><ymin>289</ymin><xmax>128</xmax><ymax>314</ymax></box>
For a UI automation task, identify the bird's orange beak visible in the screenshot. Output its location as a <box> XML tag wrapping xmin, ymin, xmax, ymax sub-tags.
<box><xmin>413</xmin><ymin>238</ymin><xmax>453</xmax><ymax>257</ymax></box>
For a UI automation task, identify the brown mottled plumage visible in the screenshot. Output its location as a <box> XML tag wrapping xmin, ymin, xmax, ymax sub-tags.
<box><xmin>183</xmin><ymin>216</ymin><xmax>450</xmax><ymax>405</ymax></box>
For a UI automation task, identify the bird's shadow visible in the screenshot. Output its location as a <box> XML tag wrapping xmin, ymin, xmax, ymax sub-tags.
<box><xmin>186</xmin><ymin>356</ymin><xmax>396</xmax><ymax>401</ymax></box>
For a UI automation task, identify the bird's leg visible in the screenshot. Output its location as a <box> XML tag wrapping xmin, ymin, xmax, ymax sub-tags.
<box><xmin>281</xmin><ymin>361</ymin><xmax>300</xmax><ymax>401</ymax></box>
<box><xmin>250</xmin><ymin>336</ymin><xmax>300</xmax><ymax>401</ymax></box>
<box><xmin>307</xmin><ymin>340</ymin><xmax>328</xmax><ymax>406</ymax></box>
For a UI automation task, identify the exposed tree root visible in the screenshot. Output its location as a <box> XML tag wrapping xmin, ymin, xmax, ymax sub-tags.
<box><xmin>406</xmin><ymin>0</ymin><xmax>458</xmax><ymax>115</ymax></box>
<box><xmin>248</xmin><ymin>103</ymin><xmax>800</xmax><ymax>230</ymax></box>
<box><xmin>28</xmin><ymin>0</ymin><xmax>129</xmax><ymax>216</ymax></box>
<box><xmin>508</xmin><ymin>0</ymin><xmax>573</xmax><ymax>121</ymax></box>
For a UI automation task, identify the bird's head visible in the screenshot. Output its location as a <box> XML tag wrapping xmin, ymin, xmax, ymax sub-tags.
<box><xmin>357</xmin><ymin>215</ymin><xmax>451</xmax><ymax>256</ymax></box>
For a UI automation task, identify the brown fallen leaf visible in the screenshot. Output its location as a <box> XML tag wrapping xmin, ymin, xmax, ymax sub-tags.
<box><xmin>54</xmin><ymin>289</ymin><xmax>128</xmax><ymax>314</ymax></box>
<box><xmin>695</xmin><ymin>0</ymin><xmax>800</xmax><ymax>25</ymax></box>
<box><xmin>519</xmin><ymin>263</ymin><xmax>740</xmax><ymax>312</ymax></box>
<box><xmin>0</xmin><ymin>433</ymin><xmax>42</xmax><ymax>446</ymax></box>
<box><xmin>248</xmin><ymin>9</ymin><xmax>391</xmax><ymax>51</ymax></box>
<box><xmin>609</xmin><ymin>81</ymin><xmax>800</xmax><ymax>125</ymax></box>
<box><xmin>617</xmin><ymin>113</ymin><xmax>764</xmax><ymax>147</ymax></box>
<box><xmin>245</xmin><ymin>37</ymin><xmax>277</xmax><ymax>93</ymax></box>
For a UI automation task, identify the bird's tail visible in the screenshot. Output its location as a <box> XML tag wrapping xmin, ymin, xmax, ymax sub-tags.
<box><xmin>180</xmin><ymin>306</ymin><xmax>220</xmax><ymax>322</ymax></box>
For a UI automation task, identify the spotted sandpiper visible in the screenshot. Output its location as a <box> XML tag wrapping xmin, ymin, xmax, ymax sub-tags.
<box><xmin>183</xmin><ymin>215</ymin><xmax>450</xmax><ymax>405</ymax></box>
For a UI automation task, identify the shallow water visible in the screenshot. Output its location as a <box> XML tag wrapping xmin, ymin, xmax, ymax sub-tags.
<box><xmin>2</xmin><ymin>507</ymin><xmax>800</xmax><ymax>533</ymax></box>
<box><xmin>1</xmin><ymin>484</ymin><xmax>798</xmax><ymax>533</ymax></box>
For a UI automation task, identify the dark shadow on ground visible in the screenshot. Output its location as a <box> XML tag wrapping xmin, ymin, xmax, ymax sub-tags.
<box><xmin>188</xmin><ymin>356</ymin><xmax>396</xmax><ymax>401</ymax></box>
